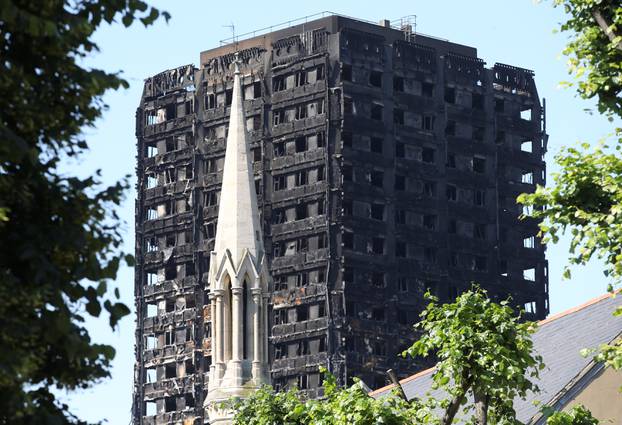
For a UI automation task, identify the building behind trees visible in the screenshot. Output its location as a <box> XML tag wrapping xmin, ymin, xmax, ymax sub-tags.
<box><xmin>132</xmin><ymin>13</ymin><xmax>548</xmax><ymax>424</ymax></box>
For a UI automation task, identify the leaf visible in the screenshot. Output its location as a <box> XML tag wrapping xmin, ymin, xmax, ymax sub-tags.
<box><xmin>122</xmin><ymin>13</ymin><xmax>135</xmax><ymax>27</ymax></box>
<box><xmin>96</xmin><ymin>281</ymin><xmax>107</xmax><ymax>296</ymax></box>
<box><xmin>86</xmin><ymin>299</ymin><xmax>102</xmax><ymax>317</ymax></box>
<box><xmin>124</xmin><ymin>253</ymin><xmax>136</xmax><ymax>267</ymax></box>
<box><xmin>0</xmin><ymin>207</ymin><xmax>9</xmax><ymax>222</ymax></box>
<box><xmin>106</xmin><ymin>301</ymin><xmax>131</xmax><ymax>328</ymax></box>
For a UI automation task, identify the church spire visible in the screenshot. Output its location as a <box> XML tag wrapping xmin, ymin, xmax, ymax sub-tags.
<box><xmin>204</xmin><ymin>55</ymin><xmax>270</xmax><ymax>425</ymax></box>
<box><xmin>213</xmin><ymin>56</ymin><xmax>264</xmax><ymax>265</ymax></box>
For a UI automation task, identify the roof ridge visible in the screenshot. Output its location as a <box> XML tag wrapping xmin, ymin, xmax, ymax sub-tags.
<box><xmin>537</xmin><ymin>290</ymin><xmax>619</xmax><ymax>327</ymax></box>
<box><xmin>368</xmin><ymin>290</ymin><xmax>620</xmax><ymax>397</ymax></box>
<box><xmin>368</xmin><ymin>366</ymin><xmax>435</xmax><ymax>397</ymax></box>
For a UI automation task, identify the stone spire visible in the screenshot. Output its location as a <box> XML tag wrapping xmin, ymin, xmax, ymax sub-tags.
<box><xmin>212</xmin><ymin>58</ymin><xmax>264</xmax><ymax>265</ymax></box>
<box><xmin>204</xmin><ymin>56</ymin><xmax>270</xmax><ymax>425</ymax></box>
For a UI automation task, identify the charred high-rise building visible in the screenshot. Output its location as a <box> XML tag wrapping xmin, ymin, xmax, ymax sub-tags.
<box><xmin>133</xmin><ymin>13</ymin><xmax>548</xmax><ymax>425</ymax></box>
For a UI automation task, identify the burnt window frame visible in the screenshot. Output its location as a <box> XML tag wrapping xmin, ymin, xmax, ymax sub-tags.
<box><xmin>369</xmin><ymin>70</ymin><xmax>382</xmax><ymax>88</ymax></box>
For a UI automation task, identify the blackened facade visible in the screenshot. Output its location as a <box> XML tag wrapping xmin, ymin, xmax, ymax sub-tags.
<box><xmin>133</xmin><ymin>14</ymin><xmax>548</xmax><ymax>424</ymax></box>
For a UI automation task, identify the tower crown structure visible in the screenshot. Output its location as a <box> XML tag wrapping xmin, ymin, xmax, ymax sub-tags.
<box><xmin>204</xmin><ymin>56</ymin><xmax>270</xmax><ymax>424</ymax></box>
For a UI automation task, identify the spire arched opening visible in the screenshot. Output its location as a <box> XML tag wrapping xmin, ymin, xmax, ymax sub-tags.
<box><xmin>223</xmin><ymin>275</ymin><xmax>232</xmax><ymax>362</ymax></box>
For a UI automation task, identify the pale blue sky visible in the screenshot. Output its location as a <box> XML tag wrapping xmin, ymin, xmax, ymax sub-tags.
<box><xmin>64</xmin><ymin>1</ymin><xmax>616</xmax><ymax>422</ymax></box>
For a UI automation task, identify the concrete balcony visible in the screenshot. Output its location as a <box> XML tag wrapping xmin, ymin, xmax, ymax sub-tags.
<box><xmin>143</xmin><ymin>375</ymin><xmax>196</xmax><ymax>399</ymax></box>
<box><xmin>143</xmin><ymin>276</ymin><xmax>197</xmax><ymax>299</ymax></box>
<box><xmin>143</xmin><ymin>341</ymin><xmax>197</xmax><ymax>365</ymax></box>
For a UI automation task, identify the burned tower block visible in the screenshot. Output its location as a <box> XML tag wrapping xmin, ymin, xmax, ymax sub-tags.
<box><xmin>133</xmin><ymin>14</ymin><xmax>548</xmax><ymax>425</ymax></box>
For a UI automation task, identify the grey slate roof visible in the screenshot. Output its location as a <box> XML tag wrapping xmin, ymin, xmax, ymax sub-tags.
<box><xmin>370</xmin><ymin>293</ymin><xmax>622</xmax><ymax>423</ymax></box>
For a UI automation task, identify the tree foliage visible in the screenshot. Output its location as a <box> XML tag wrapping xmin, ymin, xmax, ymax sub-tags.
<box><xmin>593</xmin><ymin>335</ymin><xmax>622</xmax><ymax>369</ymax></box>
<box><xmin>404</xmin><ymin>288</ymin><xmax>543</xmax><ymax>425</ymax></box>
<box><xmin>545</xmin><ymin>405</ymin><xmax>599</xmax><ymax>425</ymax></box>
<box><xmin>0</xmin><ymin>1</ymin><xmax>167</xmax><ymax>423</ymax></box>
<box><xmin>553</xmin><ymin>0</ymin><xmax>622</xmax><ymax>117</ymax></box>
<box><xmin>230</xmin><ymin>372</ymin><xmax>434</xmax><ymax>425</ymax></box>
<box><xmin>517</xmin><ymin>141</ymin><xmax>622</xmax><ymax>288</ymax></box>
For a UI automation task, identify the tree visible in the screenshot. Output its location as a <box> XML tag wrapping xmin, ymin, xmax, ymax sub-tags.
<box><xmin>230</xmin><ymin>288</ymin><xmax>542</xmax><ymax>425</ymax></box>
<box><xmin>552</xmin><ymin>0</ymin><xmax>622</xmax><ymax>117</ymax></box>
<box><xmin>230</xmin><ymin>372</ymin><xmax>433</xmax><ymax>425</ymax></box>
<box><xmin>518</xmin><ymin>0</ymin><xmax>622</xmax><ymax>373</ymax></box>
<box><xmin>517</xmin><ymin>142</ymin><xmax>622</xmax><ymax>296</ymax></box>
<box><xmin>545</xmin><ymin>405</ymin><xmax>599</xmax><ymax>425</ymax></box>
<box><xmin>404</xmin><ymin>288</ymin><xmax>543</xmax><ymax>425</ymax></box>
<box><xmin>230</xmin><ymin>385</ymin><xmax>308</xmax><ymax>425</ymax></box>
<box><xmin>0</xmin><ymin>1</ymin><xmax>168</xmax><ymax>423</ymax></box>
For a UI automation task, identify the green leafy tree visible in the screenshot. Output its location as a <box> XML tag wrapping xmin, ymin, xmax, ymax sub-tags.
<box><xmin>518</xmin><ymin>0</ymin><xmax>622</xmax><ymax>374</ymax></box>
<box><xmin>517</xmin><ymin>142</ymin><xmax>622</xmax><ymax>293</ymax></box>
<box><xmin>230</xmin><ymin>385</ymin><xmax>308</xmax><ymax>425</ymax></box>
<box><xmin>403</xmin><ymin>288</ymin><xmax>543</xmax><ymax>425</ymax></box>
<box><xmin>545</xmin><ymin>405</ymin><xmax>599</xmax><ymax>425</ymax></box>
<box><xmin>230</xmin><ymin>371</ymin><xmax>434</xmax><ymax>425</ymax></box>
<box><xmin>553</xmin><ymin>0</ymin><xmax>622</xmax><ymax>117</ymax></box>
<box><xmin>594</xmin><ymin>336</ymin><xmax>622</xmax><ymax>369</ymax></box>
<box><xmin>0</xmin><ymin>1</ymin><xmax>168</xmax><ymax>423</ymax></box>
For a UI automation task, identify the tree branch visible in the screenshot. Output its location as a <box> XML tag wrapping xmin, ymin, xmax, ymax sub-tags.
<box><xmin>592</xmin><ymin>9</ymin><xmax>622</xmax><ymax>51</ymax></box>
<box><xmin>386</xmin><ymin>369</ymin><xmax>407</xmax><ymax>401</ymax></box>
<box><xmin>442</xmin><ymin>393</ymin><xmax>466</xmax><ymax>425</ymax></box>
<box><xmin>473</xmin><ymin>391</ymin><xmax>489</xmax><ymax>425</ymax></box>
<box><xmin>442</xmin><ymin>363</ymin><xmax>472</xmax><ymax>424</ymax></box>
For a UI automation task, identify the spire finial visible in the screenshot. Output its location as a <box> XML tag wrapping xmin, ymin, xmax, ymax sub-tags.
<box><xmin>233</xmin><ymin>51</ymin><xmax>241</xmax><ymax>75</ymax></box>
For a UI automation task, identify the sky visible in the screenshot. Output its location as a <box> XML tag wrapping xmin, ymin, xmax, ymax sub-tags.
<box><xmin>63</xmin><ymin>1</ymin><xmax>617</xmax><ymax>422</ymax></box>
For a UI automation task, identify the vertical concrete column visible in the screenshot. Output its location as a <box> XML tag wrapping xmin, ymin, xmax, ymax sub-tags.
<box><xmin>262</xmin><ymin>293</ymin><xmax>270</xmax><ymax>376</ymax></box>
<box><xmin>209</xmin><ymin>293</ymin><xmax>218</xmax><ymax>374</ymax></box>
